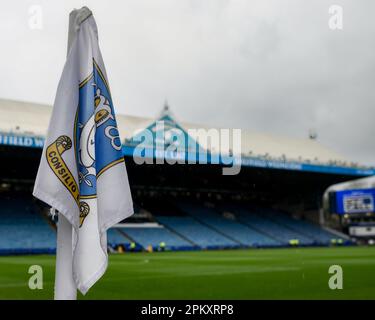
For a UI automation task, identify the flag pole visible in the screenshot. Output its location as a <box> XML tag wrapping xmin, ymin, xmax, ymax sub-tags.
<box><xmin>54</xmin><ymin>215</ymin><xmax>76</xmax><ymax>300</ymax></box>
<box><xmin>54</xmin><ymin>7</ymin><xmax>92</xmax><ymax>300</ymax></box>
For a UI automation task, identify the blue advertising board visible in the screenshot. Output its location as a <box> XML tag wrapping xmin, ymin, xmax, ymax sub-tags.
<box><xmin>0</xmin><ymin>132</ymin><xmax>45</xmax><ymax>148</ymax></box>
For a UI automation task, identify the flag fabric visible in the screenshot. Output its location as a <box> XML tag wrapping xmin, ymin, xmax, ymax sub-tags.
<box><xmin>33</xmin><ymin>9</ymin><xmax>133</xmax><ymax>294</ymax></box>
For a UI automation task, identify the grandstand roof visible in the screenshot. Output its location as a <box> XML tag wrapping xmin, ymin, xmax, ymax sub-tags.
<box><xmin>0</xmin><ymin>98</ymin><xmax>349</xmax><ymax>164</ymax></box>
<box><xmin>325</xmin><ymin>176</ymin><xmax>375</xmax><ymax>193</ymax></box>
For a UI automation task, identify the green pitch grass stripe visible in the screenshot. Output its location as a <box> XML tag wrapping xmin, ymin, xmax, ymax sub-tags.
<box><xmin>0</xmin><ymin>247</ymin><xmax>374</xmax><ymax>300</ymax></box>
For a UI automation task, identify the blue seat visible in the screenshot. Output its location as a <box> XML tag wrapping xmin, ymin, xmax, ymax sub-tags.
<box><xmin>222</xmin><ymin>205</ymin><xmax>315</xmax><ymax>245</ymax></box>
<box><xmin>0</xmin><ymin>195</ymin><xmax>56</xmax><ymax>252</ymax></box>
<box><xmin>156</xmin><ymin>216</ymin><xmax>238</xmax><ymax>249</ymax></box>
<box><xmin>262</xmin><ymin>209</ymin><xmax>341</xmax><ymax>244</ymax></box>
<box><xmin>177</xmin><ymin>202</ymin><xmax>281</xmax><ymax>247</ymax></box>
<box><xmin>120</xmin><ymin>227</ymin><xmax>192</xmax><ymax>249</ymax></box>
<box><xmin>107</xmin><ymin>228</ymin><xmax>130</xmax><ymax>246</ymax></box>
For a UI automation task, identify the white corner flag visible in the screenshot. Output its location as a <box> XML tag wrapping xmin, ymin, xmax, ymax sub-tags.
<box><xmin>33</xmin><ymin>7</ymin><xmax>133</xmax><ymax>299</ymax></box>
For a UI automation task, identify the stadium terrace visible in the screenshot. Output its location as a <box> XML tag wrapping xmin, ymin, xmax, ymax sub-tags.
<box><xmin>0</xmin><ymin>97</ymin><xmax>374</xmax><ymax>259</ymax></box>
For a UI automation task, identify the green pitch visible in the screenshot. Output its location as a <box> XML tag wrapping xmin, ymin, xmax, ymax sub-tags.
<box><xmin>0</xmin><ymin>246</ymin><xmax>374</xmax><ymax>300</ymax></box>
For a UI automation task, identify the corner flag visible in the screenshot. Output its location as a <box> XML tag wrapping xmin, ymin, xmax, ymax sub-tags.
<box><xmin>33</xmin><ymin>7</ymin><xmax>133</xmax><ymax>298</ymax></box>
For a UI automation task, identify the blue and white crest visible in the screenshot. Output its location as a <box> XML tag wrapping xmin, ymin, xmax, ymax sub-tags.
<box><xmin>75</xmin><ymin>59</ymin><xmax>124</xmax><ymax>199</ymax></box>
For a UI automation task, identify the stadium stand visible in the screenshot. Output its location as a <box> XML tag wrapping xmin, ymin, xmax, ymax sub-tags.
<box><xmin>119</xmin><ymin>226</ymin><xmax>194</xmax><ymax>250</ymax></box>
<box><xmin>0</xmin><ymin>194</ymin><xmax>56</xmax><ymax>254</ymax></box>
<box><xmin>221</xmin><ymin>204</ymin><xmax>318</xmax><ymax>245</ymax></box>
<box><xmin>156</xmin><ymin>216</ymin><xmax>239</xmax><ymax>249</ymax></box>
<box><xmin>176</xmin><ymin>202</ymin><xmax>281</xmax><ymax>247</ymax></box>
<box><xmin>0</xmin><ymin>191</ymin><xmax>349</xmax><ymax>254</ymax></box>
<box><xmin>107</xmin><ymin>228</ymin><xmax>130</xmax><ymax>247</ymax></box>
<box><xmin>260</xmin><ymin>209</ymin><xmax>342</xmax><ymax>244</ymax></box>
<box><xmin>221</xmin><ymin>203</ymin><xmax>346</xmax><ymax>246</ymax></box>
<box><xmin>0</xmin><ymin>99</ymin><xmax>370</xmax><ymax>254</ymax></box>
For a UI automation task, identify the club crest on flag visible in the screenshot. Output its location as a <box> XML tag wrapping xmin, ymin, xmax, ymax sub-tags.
<box><xmin>74</xmin><ymin>59</ymin><xmax>124</xmax><ymax>226</ymax></box>
<box><xmin>45</xmin><ymin>59</ymin><xmax>125</xmax><ymax>228</ymax></box>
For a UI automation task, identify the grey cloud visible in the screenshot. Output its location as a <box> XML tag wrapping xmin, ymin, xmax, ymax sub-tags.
<box><xmin>0</xmin><ymin>0</ymin><xmax>374</xmax><ymax>165</ymax></box>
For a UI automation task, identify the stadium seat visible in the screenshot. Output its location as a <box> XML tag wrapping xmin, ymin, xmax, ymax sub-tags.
<box><xmin>176</xmin><ymin>202</ymin><xmax>282</xmax><ymax>247</ymax></box>
<box><xmin>0</xmin><ymin>194</ymin><xmax>56</xmax><ymax>254</ymax></box>
<box><xmin>222</xmin><ymin>204</ymin><xmax>316</xmax><ymax>246</ymax></box>
<box><xmin>119</xmin><ymin>226</ymin><xmax>194</xmax><ymax>250</ymax></box>
<box><xmin>107</xmin><ymin>228</ymin><xmax>131</xmax><ymax>247</ymax></box>
<box><xmin>261</xmin><ymin>209</ymin><xmax>342</xmax><ymax>244</ymax></box>
<box><xmin>156</xmin><ymin>216</ymin><xmax>239</xmax><ymax>249</ymax></box>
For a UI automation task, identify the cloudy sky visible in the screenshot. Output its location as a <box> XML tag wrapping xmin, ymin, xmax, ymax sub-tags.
<box><xmin>1</xmin><ymin>0</ymin><xmax>374</xmax><ymax>165</ymax></box>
